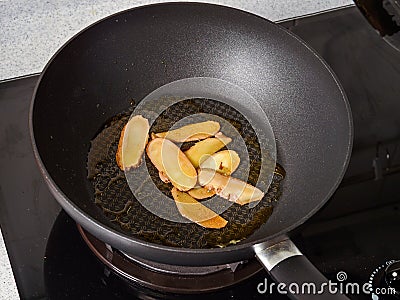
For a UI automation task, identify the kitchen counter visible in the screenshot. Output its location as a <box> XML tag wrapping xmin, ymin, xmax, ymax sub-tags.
<box><xmin>0</xmin><ymin>1</ymin><xmax>353</xmax><ymax>299</ymax></box>
<box><xmin>0</xmin><ymin>231</ymin><xmax>19</xmax><ymax>299</ymax></box>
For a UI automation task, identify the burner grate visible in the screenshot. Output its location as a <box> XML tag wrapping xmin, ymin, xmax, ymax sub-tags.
<box><xmin>77</xmin><ymin>225</ymin><xmax>263</xmax><ymax>294</ymax></box>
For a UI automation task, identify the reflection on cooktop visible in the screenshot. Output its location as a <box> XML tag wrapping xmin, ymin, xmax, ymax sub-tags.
<box><xmin>44</xmin><ymin>211</ymin><xmax>286</xmax><ymax>300</ymax></box>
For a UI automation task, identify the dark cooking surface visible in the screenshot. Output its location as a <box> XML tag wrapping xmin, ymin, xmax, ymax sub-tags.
<box><xmin>0</xmin><ymin>6</ymin><xmax>400</xmax><ymax>299</ymax></box>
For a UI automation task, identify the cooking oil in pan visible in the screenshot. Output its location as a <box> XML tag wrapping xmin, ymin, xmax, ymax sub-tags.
<box><xmin>87</xmin><ymin>98</ymin><xmax>284</xmax><ymax>249</ymax></box>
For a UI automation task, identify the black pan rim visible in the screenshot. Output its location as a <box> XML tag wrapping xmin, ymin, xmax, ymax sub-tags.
<box><xmin>29</xmin><ymin>2</ymin><xmax>353</xmax><ymax>255</ymax></box>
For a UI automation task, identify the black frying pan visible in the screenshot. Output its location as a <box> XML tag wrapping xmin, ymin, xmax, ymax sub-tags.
<box><xmin>30</xmin><ymin>3</ymin><xmax>352</xmax><ymax>299</ymax></box>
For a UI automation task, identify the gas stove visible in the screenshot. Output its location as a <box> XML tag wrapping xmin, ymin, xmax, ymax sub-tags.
<box><xmin>1</xmin><ymin>6</ymin><xmax>400</xmax><ymax>300</ymax></box>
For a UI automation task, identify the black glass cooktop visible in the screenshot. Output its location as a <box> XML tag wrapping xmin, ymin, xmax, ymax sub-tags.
<box><xmin>1</xmin><ymin>6</ymin><xmax>400</xmax><ymax>300</ymax></box>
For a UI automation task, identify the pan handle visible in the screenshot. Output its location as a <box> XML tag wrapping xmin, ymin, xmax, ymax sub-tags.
<box><xmin>254</xmin><ymin>239</ymin><xmax>350</xmax><ymax>299</ymax></box>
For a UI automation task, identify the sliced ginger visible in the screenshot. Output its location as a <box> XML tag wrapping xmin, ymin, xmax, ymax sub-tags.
<box><xmin>198</xmin><ymin>169</ymin><xmax>264</xmax><ymax>205</ymax></box>
<box><xmin>146</xmin><ymin>138</ymin><xmax>197</xmax><ymax>191</ymax></box>
<box><xmin>199</xmin><ymin>150</ymin><xmax>240</xmax><ymax>175</ymax></box>
<box><xmin>117</xmin><ymin>116</ymin><xmax>269</xmax><ymax>228</ymax></box>
<box><xmin>184</xmin><ymin>133</ymin><xmax>232</xmax><ymax>168</ymax></box>
<box><xmin>116</xmin><ymin>115</ymin><xmax>149</xmax><ymax>170</ymax></box>
<box><xmin>188</xmin><ymin>187</ymin><xmax>216</xmax><ymax>199</ymax></box>
<box><xmin>152</xmin><ymin>121</ymin><xmax>220</xmax><ymax>142</ymax></box>
<box><xmin>171</xmin><ymin>187</ymin><xmax>227</xmax><ymax>229</ymax></box>
<box><xmin>159</xmin><ymin>171</ymin><xmax>170</xmax><ymax>183</ymax></box>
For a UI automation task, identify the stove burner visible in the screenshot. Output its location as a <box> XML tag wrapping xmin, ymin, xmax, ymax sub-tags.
<box><xmin>120</xmin><ymin>251</ymin><xmax>243</xmax><ymax>276</ymax></box>
<box><xmin>77</xmin><ymin>225</ymin><xmax>263</xmax><ymax>294</ymax></box>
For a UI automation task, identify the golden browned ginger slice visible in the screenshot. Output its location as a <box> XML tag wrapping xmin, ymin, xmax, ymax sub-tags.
<box><xmin>159</xmin><ymin>171</ymin><xmax>170</xmax><ymax>183</ymax></box>
<box><xmin>146</xmin><ymin>138</ymin><xmax>197</xmax><ymax>191</ymax></box>
<box><xmin>184</xmin><ymin>133</ymin><xmax>232</xmax><ymax>168</ymax></box>
<box><xmin>199</xmin><ymin>150</ymin><xmax>240</xmax><ymax>175</ymax></box>
<box><xmin>171</xmin><ymin>187</ymin><xmax>227</xmax><ymax>229</ymax></box>
<box><xmin>152</xmin><ymin>121</ymin><xmax>220</xmax><ymax>142</ymax></box>
<box><xmin>198</xmin><ymin>169</ymin><xmax>264</xmax><ymax>205</ymax></box>
<box><xmin>116</xmin><ymin>115</ymin><xmax>149</xmax><ymax>170</ymax></box>
<box><xmin>188</xmin><ymin>187</ymin><xmax>216</xmax><ymax>199</ymax></box>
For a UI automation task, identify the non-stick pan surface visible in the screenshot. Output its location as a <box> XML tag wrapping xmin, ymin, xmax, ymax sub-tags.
<box><xmin>30</xmin><ymin>3</ymin><xmax>352</xmax><ymax>266</ymax></box>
